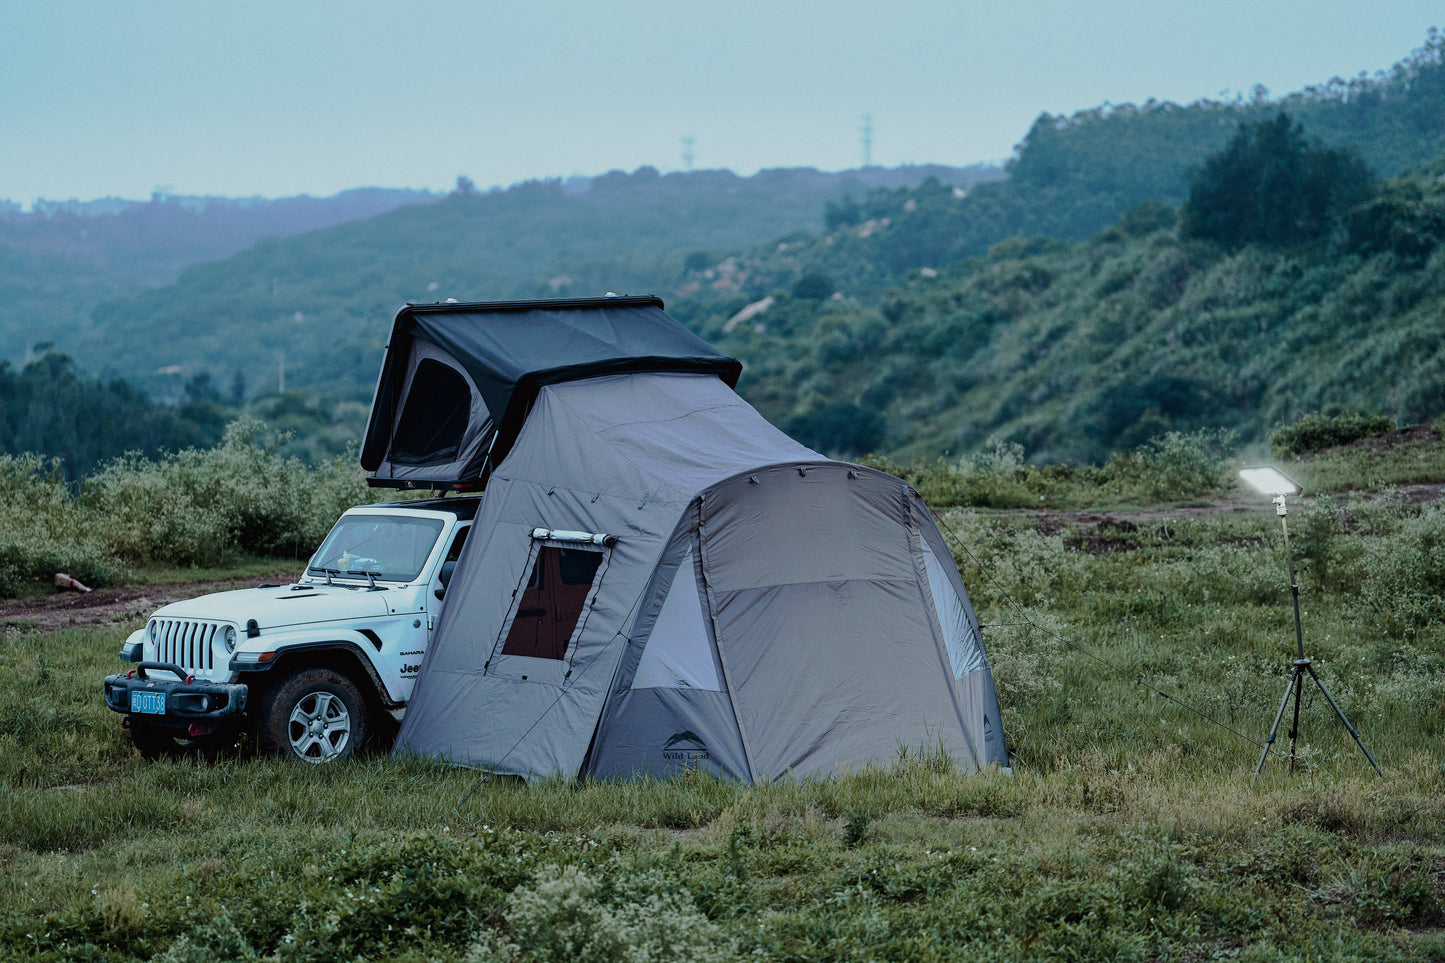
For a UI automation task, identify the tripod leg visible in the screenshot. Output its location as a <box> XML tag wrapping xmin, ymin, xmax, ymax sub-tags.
<box><xmin>1253</xmin><ymin>668</ymin><xmax>1302</xmax><ymax>784</ymax></box>
<box><xmin>1287</xmin><ymin>668</ymin><xmax>1306</xmax><ymax>772</ymax></box>
<box><xmin>1304</xmin><ymin>664</ymin><xmax>1384</xmax><ymax>778</ymax></box>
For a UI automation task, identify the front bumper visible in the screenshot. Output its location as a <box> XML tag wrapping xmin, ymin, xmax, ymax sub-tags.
<box><xmin>103</xmin><ymin>662</ymin><xmax>249</xmax><ymax>728</ymax></box>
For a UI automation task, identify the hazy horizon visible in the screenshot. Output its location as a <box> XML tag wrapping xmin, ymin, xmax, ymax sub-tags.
<box><xmin>5</xmin><ymin>1</ymin><xmax>1439</xmax><ymax>209</ymax></box>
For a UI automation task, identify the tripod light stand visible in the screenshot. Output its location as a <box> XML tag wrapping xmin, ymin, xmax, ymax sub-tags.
<box><xmin>1239</xmin><ymin>466</ymin><xmax>1383</xmax><ymax>783</ymax></box>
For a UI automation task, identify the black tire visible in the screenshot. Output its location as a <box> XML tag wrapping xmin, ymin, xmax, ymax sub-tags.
<box><xmin>253</xmin><ymin>667</ymin><xmax>369</xmax><ymax>764</ymax></box>
<box><xmin>129</xmin><ymin>718</ymin><xmax>234</xmax><ymax>761</ymax></box>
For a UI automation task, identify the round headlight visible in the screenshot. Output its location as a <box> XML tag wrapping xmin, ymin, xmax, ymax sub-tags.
<box><xmin>223</xmin><ymin>625</ymin><xmax>238</xmax><ymax>653</ymax></box>
<box><xmin>148</xmin><ymin>620</ymin><xmax>159</xmax><ymax>643</ymax></box>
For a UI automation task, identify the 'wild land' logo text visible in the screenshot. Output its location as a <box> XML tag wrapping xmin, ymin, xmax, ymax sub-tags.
<box><xmin>662</xmin><ymin>730</ymin><xmax>710</xmax><ymax>762</ymax></box>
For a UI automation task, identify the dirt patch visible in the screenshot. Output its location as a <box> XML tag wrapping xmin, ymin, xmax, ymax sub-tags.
<box><xmin>1064</xmin><ymin>518</ymin><xmax>1144</xmax><ymax>554</ymax></box>
<box><xmin>0</xmin><ymin>572</ymin><xmax>295</xmax><ymax>634</ymax></box>
<box><xmin>1012</xmin><ymin>472</ymin><xmax>1444</xmax><ymax>555</ymax></box>
<box><xmin>1397</xmin><ymin>482</ymin><xmax>1445</xmax><ymax>505</ymax></box>
<box><xmin>974</xmin><ymin>499</ymin><xmax>1265</xmax><ymax>555</ymax></box>
<box><xmin>964</xmin><ymin>478</ymin><xmax>1443</xmax><ymax>555</ymax></box>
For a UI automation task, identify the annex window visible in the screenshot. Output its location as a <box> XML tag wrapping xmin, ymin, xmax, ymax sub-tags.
<box><xmin>501</xmin><ymin>546</ymin><xmax>604</xmax><ymax>660</ymax></box>
<box><xmin>921</xmin><ymin>538</ymin><xmax>984</xmax><ymax>679</ymax></box>
<box><xmin>392</xmin><ymin>359</ymin><xmax>471</xmax><ymax>465</ymax></box>
<box><xmin>632</xmin><ymin>551</ymin><xmax>721</xmax><ymax>691</ymax></box>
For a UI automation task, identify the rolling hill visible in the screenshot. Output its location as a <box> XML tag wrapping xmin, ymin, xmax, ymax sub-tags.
<box><xmin>58</xmin><ymin>164</ymin><xmax>999</xmax><ymax>402</ymax></box>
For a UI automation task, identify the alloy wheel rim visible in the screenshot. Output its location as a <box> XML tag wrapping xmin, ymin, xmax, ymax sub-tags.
<box><xmin>287</xmin><ymin>691</ymin><xmax>351</xmax><ymax>762</ymax></box>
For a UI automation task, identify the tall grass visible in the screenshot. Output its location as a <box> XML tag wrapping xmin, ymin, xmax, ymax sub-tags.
<box><xmin>0</xmin><ymin>455</ymin><xmax>125</xmax><ymax>595</ymax></box>
<box><xmin>3</xmin><ymin>449</ymin><xmax>1445</xmax><ymax>959</ymax></box>
<box><xmin>2</xmin><ymin>423</ymin><xmax>1444</xmax><ymax>959</ymax></box>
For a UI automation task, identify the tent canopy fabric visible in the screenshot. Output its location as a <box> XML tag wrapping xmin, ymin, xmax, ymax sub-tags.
<box><xmin>371</xmin><ymin>297</ymin><xmax>1006</xmax><ymax>782</ymax></box>
<box><xmin>392</xmin><ymin>371</ymin><xmax>1006</xmax><ymax>781</ymax></box>
<box><xmin>361</xmin><ymin>296</ymin><xmax>741</xmax><ymax>487</ymax></box>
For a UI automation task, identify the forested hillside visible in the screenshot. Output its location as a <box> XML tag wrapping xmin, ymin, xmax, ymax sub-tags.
<box><xmin>799</xmin><ymin>28</ymin><xmax>1445</xmax><ymax>282</ymax></box>
<box><xmin>661</xmin><ymin>34</ymin><xmax>1445</xmax><ymax>461</ymax></box>
<box><xmin>695</xmin><ymin>149</ymin><xmax>1445</xmax><ymax>463</ymax></box>
<box><xmin>0</xmin><ymin>188</ymin><xmax>440</xmax><ymax>369</ymax></box>
<box><xmin>61</xmin><ymin>165</ymin><xmax>996</xmax><ymax>400</ymax></box>
<box><xmin>68</xmin><ymin>33</ymin><xmax>1444</xmax><ymax>403</ymax></box>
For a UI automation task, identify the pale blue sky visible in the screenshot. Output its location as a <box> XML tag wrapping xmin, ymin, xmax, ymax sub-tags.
<box><xmin>3</xmin><ymin>1</ymin><xmax>1439</xmax><ymax>207</ymax></box>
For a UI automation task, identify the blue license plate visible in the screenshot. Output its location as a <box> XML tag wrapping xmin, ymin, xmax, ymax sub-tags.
<box><xmin>131</xmin><ymin>689</ymin><xmax>166</xmax><ymax>715</ymax></box>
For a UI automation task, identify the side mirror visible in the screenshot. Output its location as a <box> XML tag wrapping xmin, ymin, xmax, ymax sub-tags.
<box><xmin>435</xmin><ymin>559</ymin><xmax>457</xmax><ymax>602</ymax></box>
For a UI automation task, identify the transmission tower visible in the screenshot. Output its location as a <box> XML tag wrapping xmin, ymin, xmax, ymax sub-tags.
<box><xmin>681</xmin><ymin>136</ymin><xmax>695</xmax><ymax>171</ymax></box>
<box><xmin>861</xmin><ymin>114</ymin><xmax>873</xmax><ymax>167</ymax></box>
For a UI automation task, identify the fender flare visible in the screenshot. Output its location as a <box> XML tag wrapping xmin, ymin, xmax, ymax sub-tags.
<box><xmin>239</xmin><ymin>640</ymin><xmax>400</xmax><ymax>709</ymax></box>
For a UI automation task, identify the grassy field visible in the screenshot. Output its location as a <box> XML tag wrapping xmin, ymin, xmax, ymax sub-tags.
<box><xmin>2</xmin><ymin>437</ymin><xmax>1444</xmax><ymax>960</ymax></box>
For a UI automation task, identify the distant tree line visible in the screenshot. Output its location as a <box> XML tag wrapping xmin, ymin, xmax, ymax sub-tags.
<box><xmin>0</xmin><ymin>351</ymin><xmax>232</xmax><ymax>480</ymax></box>
<box><xmin>0</xmin><ymin>348</ymin><xmax>241</xmax><ymax>477</ymax></box>
<box><xmin>0</xmin><ymin>349</ymin><xmax>386</xmax><ymax>479</ymax></box>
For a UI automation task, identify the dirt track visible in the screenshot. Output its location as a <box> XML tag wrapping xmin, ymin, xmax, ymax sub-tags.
<box><xmin>0</xmin><ymin>571</ymin><xmax>295</xmax><ymax>634</ymax></box>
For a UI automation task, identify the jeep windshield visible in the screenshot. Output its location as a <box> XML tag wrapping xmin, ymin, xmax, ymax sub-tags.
<box><xmin>307</xmin><ymin>514</ymin><xmax>446</xmax><ymax>582</ymax></box>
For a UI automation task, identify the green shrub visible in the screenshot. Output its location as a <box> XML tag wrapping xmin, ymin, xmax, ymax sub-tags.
<box><xmin>1099</xmin><ymin>428</ymin><xmax>1233</xmax><ymax>502</ymax></box>
<box><xmin>80</xmin><ymin>418</ymin><xmax>371</xmax><ymax>567</ymax></box>
<box><xmin>861</xmin><ymin>439</ymin><xmax>1055</xmax><ymax>509</ymax></box>
<box><xmin>865</xmin><ymin>428</ymin><xmax>1230</xmax><ymax>509</ymax></box>
<box><xmin>1270</xmin><ymin>411</ymin><xmax>1396</xmax><ymax>457</ymax></box>
<box><xmin>469</xmin><ymin>863</ymin><xmax>733</xmax><ymax>963</ymax></box>
<box><xmin>1354</xmin><ymin>501</ymin><xmax>1445</xmax><ymax>638</ymax></box>
<box><xmin>0</xmin><ymin>454</ymin><xmax>124</xmax><ymax>594</ymax></box>
<box><xmin>0</xmin><ymin>417</ymin><xmax>374</xmax><ymax>594</ymax></box>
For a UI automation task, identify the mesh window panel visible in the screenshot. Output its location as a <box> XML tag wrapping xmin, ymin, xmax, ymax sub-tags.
<box><xmin>392</xmin><ymin>360</ymin><xmax>470</xmax><ymax>465</ymax></box>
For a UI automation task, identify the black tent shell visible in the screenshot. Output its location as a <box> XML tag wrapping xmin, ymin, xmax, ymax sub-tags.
<box><xmin>361</xmin><ymin>296</ymin><xmax>742</xmax><ymax>489</ymax></box>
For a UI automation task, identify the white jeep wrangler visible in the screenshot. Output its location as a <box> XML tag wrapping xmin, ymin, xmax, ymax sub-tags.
<box><xmin>103</xmin><ymin>497</ymin><xmax>476</xmax><ymax>763</ymax></box>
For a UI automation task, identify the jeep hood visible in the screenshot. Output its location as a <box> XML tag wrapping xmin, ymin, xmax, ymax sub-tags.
<box><xmin>150</xmin><ymin>584</ymin><xmax>402</xmax><ymax>632</ymax></box>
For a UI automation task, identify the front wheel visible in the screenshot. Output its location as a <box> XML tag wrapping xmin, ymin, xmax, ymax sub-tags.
<box><xmin>254</xmin><ymin>668</ymin><xmax>369</xmax><ymax>763</ymax></box>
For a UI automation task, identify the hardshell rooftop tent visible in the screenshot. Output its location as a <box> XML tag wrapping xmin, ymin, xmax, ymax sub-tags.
<box><xmin>377</xmin><ymin>296</ymin><xmax>1007</xmax><ymax>781</ymax></box>
<box><xmin>361</xmin><ymin>296</ymin><xmax>741</xmax><ymax>489</ymax></box>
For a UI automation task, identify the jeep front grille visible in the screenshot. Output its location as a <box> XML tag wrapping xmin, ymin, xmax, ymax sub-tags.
<box><xmin>151</xmin><ymin>619</ymin><xmax>223</xmax><ymax>672</ymax></box>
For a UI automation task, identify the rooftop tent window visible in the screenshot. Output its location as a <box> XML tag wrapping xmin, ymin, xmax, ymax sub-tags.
<box><xmin>502</xmin><ymin>546</ymin><xmax>604</xmax><ymax>660</ymax></box>
<box><xmin>391</xmin><ymin>359</ymin><xmax>471</xmax><ymax>466</ymax></box>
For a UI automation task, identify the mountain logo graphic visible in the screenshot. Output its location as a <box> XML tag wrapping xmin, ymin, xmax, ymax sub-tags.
<box><xmin>663</xmin><ymin>730</ymin><xmax>707</xmax><ymax>750</ymax></box>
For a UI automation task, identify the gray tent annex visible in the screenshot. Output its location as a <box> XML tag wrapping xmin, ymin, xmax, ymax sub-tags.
<box><xmin>366</xmin><ymin>296</ymin><xmax>1006</xmax><ymax>781</ymax></box>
